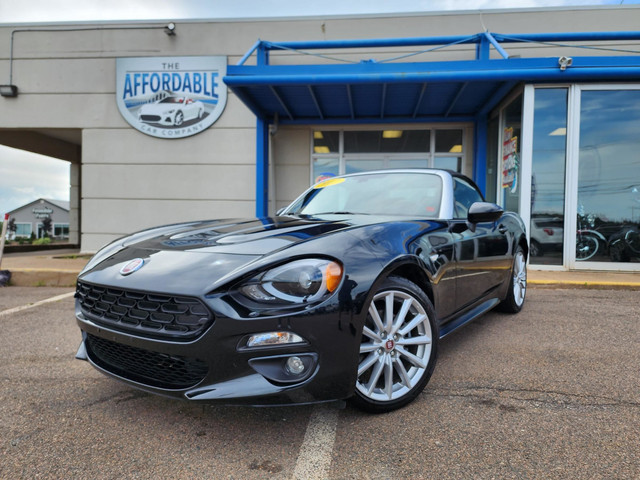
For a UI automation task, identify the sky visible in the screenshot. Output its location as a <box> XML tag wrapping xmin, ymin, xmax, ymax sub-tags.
<box><xmin>0</xmin><ymin>146</ymin><xmax>70</xmax><ymax>213</ymax></box>
<box><xmin>1</xmin><ymin>0</ymin><xmax>639</xmax><ymax>214</ymax></box>
<box><xmin>1</xmin><ymin>0</ymin><xmax>638</xmax><ymax>24</ymax></box>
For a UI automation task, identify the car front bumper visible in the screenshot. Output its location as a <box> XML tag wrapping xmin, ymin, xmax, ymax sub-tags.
<box><xmin>75</xmin><ymin>289</ymin><xmax>362</xmax><ymax>406</ymax></box>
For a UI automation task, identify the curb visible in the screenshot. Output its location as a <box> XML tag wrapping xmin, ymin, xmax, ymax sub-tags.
<box><xmin>529</xmin><ymin>279</ymin><xmax>640</xmax><ymax>290</ymax></box>
<box><xmin>8</xmin><ymin>269</ymin><xmax>79</xmax><ymax>288</ymax></box>
<box><xmin>4</xmin><ymin>268</ymin><xmax>639</xmax><ymax>290</ymax></box>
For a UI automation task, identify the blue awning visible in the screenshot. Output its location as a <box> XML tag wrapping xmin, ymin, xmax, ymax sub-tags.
<box><xmin>225</xmin><ymin>32</ymin><xmax>640</xmax><ymax>124</ymax></box>
<box><xmin>223</xmin><ymin>31</ymin><xmax>640</xmax><ymax>216</ymax></box>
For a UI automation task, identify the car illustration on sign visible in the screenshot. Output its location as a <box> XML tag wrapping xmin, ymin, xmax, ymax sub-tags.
<box><xmin>138</xmin><ymin>96</ymin><xmax>205</xmax><ymax>126</ymax></box>
<box><xmin>75</xmin><ymin>169</ymin><xmax>528</xmax><ymax>413</ymax></box>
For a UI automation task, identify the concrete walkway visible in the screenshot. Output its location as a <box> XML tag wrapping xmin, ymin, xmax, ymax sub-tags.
<box><xmin>1</xmin><ymin>249</ymin><xmax>639</xmax><ymax>288</ymax></box>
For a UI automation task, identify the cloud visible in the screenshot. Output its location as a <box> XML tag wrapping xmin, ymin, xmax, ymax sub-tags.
<box><xmin>0</xmin><ymin>0</ymin><xmax>633</xmax><ymax>23</ymax></box>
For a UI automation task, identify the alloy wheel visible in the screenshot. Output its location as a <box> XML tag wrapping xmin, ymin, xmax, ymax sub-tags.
<box><xmin>512</xmin><ymin>251</ymin><xmax>527</xmax><ymax>307</ymax></box>
<box><xmin>356</xmin><ymin>289</ymin><xmax>433</xmax><ymax>403</ymax></box>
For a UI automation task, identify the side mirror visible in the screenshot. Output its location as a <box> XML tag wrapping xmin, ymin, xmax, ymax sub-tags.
<box><xmin>276</xmin><ymin>207</ymin><xmax>286</xmax><ymax>216</ymax></box>
<box><xmin>468</xmin><ymin>202</ymin><xmax>503</xmax><ymax>224</ymax></box>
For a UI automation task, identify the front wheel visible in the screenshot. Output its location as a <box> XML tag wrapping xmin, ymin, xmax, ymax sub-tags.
<box><xmin>576</xmin><ymin>234</ymin><xmax>599</xmax><ymax>261</ymax></box>
<box><xmin>350</xmin><ymin>276</ymin><xmax>438</xmax><ymax>413</ymax></box>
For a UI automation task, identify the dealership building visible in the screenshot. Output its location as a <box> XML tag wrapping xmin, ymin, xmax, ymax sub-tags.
<box><xmin>1</xmin><ymin>5</ymin><xmax>639</xmax><ymax>271</ymax></box>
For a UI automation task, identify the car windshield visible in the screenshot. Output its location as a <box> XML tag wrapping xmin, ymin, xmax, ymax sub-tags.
<box><xmin>285</xmin><ymin>172</ymin><xmax>443</xmax><ymax>217</ymax></box>
<box><xmin>159</xmin><ymin>97</ymin><xmax>184</xmax><ymax>104</ymax></box>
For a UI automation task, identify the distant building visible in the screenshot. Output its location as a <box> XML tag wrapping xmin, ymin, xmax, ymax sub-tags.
<box><xmin>6</xmin><ymin>199</ymin><xmax>70</xmax><ymax>240</ymax></box>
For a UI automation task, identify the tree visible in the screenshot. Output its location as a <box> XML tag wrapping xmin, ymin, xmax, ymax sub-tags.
<box><xmin>41</xmin><ymin>216</ymin><xmax>52</xmax><ymax>238</ymax></box>
<box><xmin>8</xmin><ymin>218</ymin><xmax>16</xmax><ymax>236</ymax></box>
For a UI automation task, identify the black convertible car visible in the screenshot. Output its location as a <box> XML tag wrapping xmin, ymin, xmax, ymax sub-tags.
<box><xmin>75</xmin><ymin>169</ymin><xmax>527</xmax><ymax>412</ymax></box>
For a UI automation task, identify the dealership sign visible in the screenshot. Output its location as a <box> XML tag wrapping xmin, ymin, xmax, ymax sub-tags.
<box><xmin>116</xmin><ymin>56</ymin><xmax>227</xmax><ymax>139</ymax></box>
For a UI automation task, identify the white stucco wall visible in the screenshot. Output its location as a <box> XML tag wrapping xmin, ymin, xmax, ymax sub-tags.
<box><xmin>1</xmin><ymin>6</ymin><xmax>639</xmax><ymax>251</ymax></box>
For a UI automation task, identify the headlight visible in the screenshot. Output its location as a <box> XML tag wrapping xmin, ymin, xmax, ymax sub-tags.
<box><xmin>237</xmin><ymin>258</ymin><xmax>343</xmax><ymax>306</ymax></box>
<box><xmin>164</xmin><ymin>109</ymin><xmax>175</xmax><ymax>114</ymax></box>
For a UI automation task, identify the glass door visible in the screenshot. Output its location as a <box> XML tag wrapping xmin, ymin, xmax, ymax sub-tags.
<box><xmin>570</xmin><ymin>87</ymin><xmax>640</xmax><ymax>269</ymax></box>
<box><xmin>528</xmin><ymin>88</ymin><xmax>568</xmax><ymax>266</ymax></box>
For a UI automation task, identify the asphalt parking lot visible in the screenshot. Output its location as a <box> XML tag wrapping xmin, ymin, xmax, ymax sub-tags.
<box><xmin>1</xmin><ymin>287</ymin><xmax>638</xmax><ymax>479</ymax></box>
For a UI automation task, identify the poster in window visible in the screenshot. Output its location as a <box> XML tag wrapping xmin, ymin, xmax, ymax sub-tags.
<box><xmin>502</xmin><ymin>127</ymin><xmax>518</xmax><ymax>192</ymax></box>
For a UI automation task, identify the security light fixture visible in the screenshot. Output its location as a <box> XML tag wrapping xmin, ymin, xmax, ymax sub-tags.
<box><xmin>558</xmin><ymin>56</ymin><xmax>573</xmax><ymax>71</ymax></box>
<box><xmin>0</xmin><ymin>85</ymin><xmax>18</xmax><ymax>97</ymax></box>
<box><xmin>165</xmin><ymin>23</ymin><xmax>176</xmax><ymax>36</ymax></box>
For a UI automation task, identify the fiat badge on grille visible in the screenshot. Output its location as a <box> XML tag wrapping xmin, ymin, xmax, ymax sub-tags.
<box><xmin>120</xmin><ymin>258</ymin><xmax>145</xmax><ymax>276</ymax></box>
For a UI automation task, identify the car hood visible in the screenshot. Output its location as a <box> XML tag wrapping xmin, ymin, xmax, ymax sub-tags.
<box><xmin>79</xmin><ymin>216</ymin><xmax>379</xmax><ymax>295</ymax></box>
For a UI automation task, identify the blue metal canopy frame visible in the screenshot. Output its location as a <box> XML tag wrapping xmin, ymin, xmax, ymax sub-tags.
<box><xmin>223</xmin><ymin>31</ymin><xmax>640</xmax><ymax>217</ymax></box>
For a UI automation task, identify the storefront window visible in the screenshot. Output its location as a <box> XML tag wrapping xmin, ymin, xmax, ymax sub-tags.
<box><xmin>577</xmin><ymin>89</ymin><xmax>640</xmax><ymax>264</ymax></box>
<box><xmin>500</xmin><ymin>94</ymin><xmax>522</xmax><ymax>213</ymax></box>
<box><xmin>433</xmin><ymin>157</ymin><xmax>461</xmax><ymax>171</ymax></box>
<box><xmin>312</xmin><ymin>128</ymin><xmax>467</xmax><ymax>183</ymax></box>
<box><xmin>530</xmin><ymin>89</ymin><xmax>568</xmax><ymax>265</ymax></box>
<box><xmin>312</xmin><ymin>131</ymin><xmax>339</xmax><ymax>154</ymax></box>
<box><xmin>435</xmin><ymin>130</ymin><xmax>462</xmax><ymax>152</ymax></box>
<box><xmin>344</xmin><ymin>130</ymin><xmax>430</xmax><ymax>153</ymax></box>
<box><xmin>15</xmin><ymin>223</ymin><xmax>32</xmax><ymax>237</ymax></box>
<box><xmin>54</xmin><ymin>223</ymin><xmax>70</xmax><ymax>238</ymax></box>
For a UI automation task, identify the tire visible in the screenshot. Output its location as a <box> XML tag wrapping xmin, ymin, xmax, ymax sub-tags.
<box><xmin>576</xmin><ymin>234</ymin><xmax>599</xmax><ymax>261</ymax></box>
<box><xmin>609</xmin><ymin>240</ymin><xmax>630</xmax><ymax>262</ymax></box>
<box><xmin>350</xmin><ymin>276</ymin><xmax>438</xmax><ymax>413</ymax></box>
<box><xmin>530</xmin><ymin>239</ymin><xmax>543</xmax><ymax>257</ymax></box>
<box><xmin>497</xmin><ymin>245</ymin><xmax>527</xmax><ymax>314</ymax></box>
<box><xmin>174</xmin><ymin>111</ymin><xmax>184</xmax><ymax>126</ymax></box>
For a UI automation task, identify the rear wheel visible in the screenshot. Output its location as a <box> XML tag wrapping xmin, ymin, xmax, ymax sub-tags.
<box><xmin>351</xmin><ymin>276</ymin><xmax>438</xmax><ymax>413</ymax></box>
<box><xmin>497</xmin><ymin>245</ymin><xmax>527</xmax><ymax>313</ymax></box>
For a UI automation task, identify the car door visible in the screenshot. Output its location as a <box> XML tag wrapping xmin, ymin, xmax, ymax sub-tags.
<box><xmin>450</xmin><ymin>177</ymin><xmax>510</xmax><ymax>310</ymax></box>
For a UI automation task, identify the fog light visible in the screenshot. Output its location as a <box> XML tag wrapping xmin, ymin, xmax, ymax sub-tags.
<box><xmin>286</xmin><ymin>356</ymin><xmax>305</xmax><ymax>375</ymax></box>
<box><xmin>247</xmin><ymin>331</ymin><xmax>304</xmax><ymax>348</ymax></box>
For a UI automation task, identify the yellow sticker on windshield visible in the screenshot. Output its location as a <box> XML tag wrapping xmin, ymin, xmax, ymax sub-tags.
<box><xmin>313</xmin><ymin>178</ymin><xmax>346</xmax><ymax>189</ymax></box>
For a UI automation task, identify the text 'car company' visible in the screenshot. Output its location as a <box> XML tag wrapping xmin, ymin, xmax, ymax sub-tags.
<box><xmin>116</xmin><ymin>56</ymin><xmax>227</xmax><ymax>139</ymax></box>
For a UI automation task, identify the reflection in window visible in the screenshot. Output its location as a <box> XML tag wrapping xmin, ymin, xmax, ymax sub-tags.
<box><xmin>530</xmin><ymin>88</ymin><xmax>568</xmax><ymax>265</ymax></box>
<box><xmin>313</xmin><ymin>131</ymin><xmax>339</xmax><ymax>154</ymax></box>
<box><xmin>434</xmin><ymin>157</ymin><xmax>461</xmax><ymax>171</ymax></box>
<box><xmin>15</xmin><ymin>223</ymin><xmax>32</xmax><ymax>237</ymax></box>
<box><xmin>435</xmin><ymin>130</ymin><xmax>463</xmax><ymax>153</ymax></box>
<box><xmin>578</xmin><ymin>89</ymin><xmax>640</xmax><ymax>263</ymax></box>
<box><xmin>345</xmin><ymin>158</ymin><xmax>385</xmax><ymax>174</ymax></box>
<box><xmin>312</xmin><ymin>157</ymin><xmax>339</xmax><ymax>184</ymax></box>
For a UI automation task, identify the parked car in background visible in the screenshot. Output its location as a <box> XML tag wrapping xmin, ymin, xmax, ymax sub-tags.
<box><xmin>530</xmin><ymin>215</ymin><xmax>563</xmax><ymax>257</ymax></box>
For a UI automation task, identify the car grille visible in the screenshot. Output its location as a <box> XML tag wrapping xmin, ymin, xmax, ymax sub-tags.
<box><xmin>76</xmin><ymin>281</ymin><xmax>214</xmax><ymax>340</ymax></box>
<box><xmin>85</xmin><ymin>334</ymin><xmax>208</xmax><ymax>389</ymax></box>
<box><xmin>140</xmin><ymin>114</ymin><xmax>161</xmax><ymax>122</ymax></box>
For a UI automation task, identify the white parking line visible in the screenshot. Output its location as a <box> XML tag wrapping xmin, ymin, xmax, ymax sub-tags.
<box><xmin>0</xmin><ymin>291</ymin><xmax>75</xmax><ymax>318</ymax></box>
<box><xmin>293</xmin><ymin>404</ymin><xmax>339</xmax><ymax>480</ymax></box>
